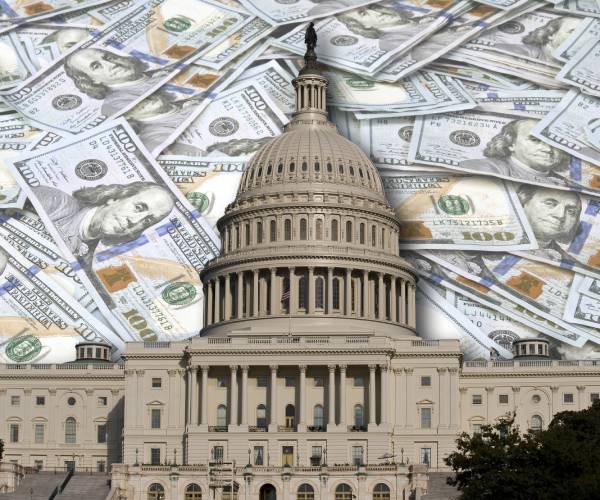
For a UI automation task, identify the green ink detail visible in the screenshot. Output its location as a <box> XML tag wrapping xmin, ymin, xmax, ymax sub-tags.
<box><xmin>6</xmin><ymin>335</ymin><xmax>42</xmax><ymax>363</ymax></box>
<box><xmin>346</xmin><ymin>78</ymin><xmax>374</xmax><ymax>90</ymax></box>
<box><xmin>164</xmin><ymin>16</ymin><xmax>192</xmax><ymax>32</ymax></box>
<box><xmin>162</xmin><ymin>282</ymin><xmax>197</xmax><ymax>306</ymax></box>
<box><xmin>438</xmin><ymin>195</ymin><xmax>470</xmax><ymax>215</ymax></box>
<box><xmin>186</xmin><ymin>192</ymin><xmax>210</xmax><ymax>213</ymax></box>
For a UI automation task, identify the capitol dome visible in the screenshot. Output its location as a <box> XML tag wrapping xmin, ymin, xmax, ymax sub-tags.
<box><xmin>199</xmin><ymin>46</ymin><xmax>417</xmax><ymax>338</ymax></box>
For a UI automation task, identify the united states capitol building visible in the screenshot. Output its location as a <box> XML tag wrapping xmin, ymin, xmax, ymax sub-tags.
<box><xmin>1</xmin><ymin>44</ymin><xmax>600</xmax><ymax>500</ymax></box>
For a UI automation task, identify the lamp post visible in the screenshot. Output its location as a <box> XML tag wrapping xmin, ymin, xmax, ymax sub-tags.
<box><xmin>173</xmin><ymin>449</ymin><xmax>177</xmax><ymax>466</ymax></box>
<box><xmin>400</xmin><ymin>448</ymin><xmax>404</xmax><ymax>465</ymax></box>
<box><xmin>247</xmin><ymin>448</ymin><xmax>251</xmax><ymax>466</ymax></box>
<box><xmin>134</xmin><ymin>448</ymin><xmax>139</xmax><ymax>466</ymax></box>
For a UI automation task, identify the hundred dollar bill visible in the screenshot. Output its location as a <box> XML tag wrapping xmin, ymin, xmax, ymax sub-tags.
<box><xmin>565</xmin><ymin>273</ymin><xmax>600</xmax><ymax>328</ymax></box>
<box><xmin>0</xmin><ymin>0</ymin><xmax>251</xmax><ymax>135</ymax></box>
<box><xmin>274</xmin><ymin>0</ymin><xmax>471</xmax><ymax>75</ymax></box>
<box><xmin>0</xmin><ymin>32</ymin><xmax>37</xmax><ymax>89</ymax></box>
<box><xmin>428</xmin><ymin>61</ymin><xmax>536</xmax><ymax>90</ymax></box>
<box><xmin>532</xmin><ymin>89</ymin><xmax>600</xmax><ymax>166</ymax></box>
<box><xmin>422</xmin><ymin>250</ymin><xmax>600</xmax><ymax>342</ymax></box>
<box><xmin>0</xmin><ymin>238</ymin><xmax>125</xmax><ymax>364</ymax></box>
<box><xmin>409</xmin><ymin>111</ymin><xmax>600</xmax><ymax>197</ymax></box>
<box><xmin>513</xmin><ymin>185</ymin><xmax>600</xmax><ymax>280</ymax></box>
<box><xmin>473</xmin><ymin>90</ymin><xmax>566</xmax><ymax>118</ymax></box>
<box><xmin>0</xmin><ymin>113</ymin><xmax>39</xmax><ymax>142</ymax></box>
<box><xmin>557</xmin><ymin>39</ymin><xmax>600</xmax><ymax>97</ymax></box>
<box><xmin>239</xmin><ymin>0</ymin><xmax>378</xmax><ymax>26</ymax></box>
<box><xmin>553</xmin><ymin>18</ymin><xmax>600</xmax><ymax>62</ymax></box>
<box><xmin>166</xmin><ymin>80</ymin><xmax>288</xmax><ymax>157</ymax></box>
<box><xmin>0</xmin><ymin>211</ymin><xmax>98</xmax><ymax>311</ymax></box>
<box><xmin>158</xmin><ymin>156</ymin><xmax>244</xmax><ymax>230</ymax></box>
<box><xmin>554</xmin><ymin>0</ymin><xmax>600</xmax><ymax>17</ymax></box>
<box><xmin>88</xmin><ymin>0</ymin><xmax>139</xmax><ymax>23</ymax></box>
<box><xmin>381</xmin><ymin>172</ymin><xmax>537</xmax><ymax>250</ymax></box>
<box><xmin>8</xmin><ymin>118</ymin><xmax>221</xmax><ymax>342</ymax></box>
<box><xmin>416</xmin><ymin>280</ymin><xmax>513</xmax><ymax>360</ymax></box>
<box><xmin>403</xmin><ymin>250</ymin><xmax>588</xmax><ymax>346</ymax></box>
<box><xmin>578</xmin><ymin>276</ymin><xmax>600</xmax><ymax>300</ymax></box>
<box><xmin>0</xmin><ymin>0</ymin><xmax>111</xmax><ymax>27</ymax></box>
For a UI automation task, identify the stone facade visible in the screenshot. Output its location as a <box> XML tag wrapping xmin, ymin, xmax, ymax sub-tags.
<box><xmin>1</xmin><ymin>44</ymin><xmax>600</xmax><ymax>500</ymax></box>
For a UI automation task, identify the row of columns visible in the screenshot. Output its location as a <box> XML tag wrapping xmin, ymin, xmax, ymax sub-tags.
<box><xmin>186</xmin><ymin>364</ymin><xmax>390</xmax><ymax>429</ymax></box>
<box><xmin>204</xmin><ymin>268</ymin><xmax>416</xmax><ymax>328</ymax></box>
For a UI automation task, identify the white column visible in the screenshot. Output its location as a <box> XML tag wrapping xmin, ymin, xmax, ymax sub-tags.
<box><xmin>345</xmin><ymin>269</ymin><xmax>351</xmax><ymax>315</ymax></box>
<box><xmin>362</xmin><ymin>270</ymin><xmax>369</xmax><ymax>317</ymax></box>
<box><xmin>378</xmin><ymin>273</ymin><xmax>384</xmax><ymax>319</ymax></box>
<box><xmin>405</xmin><ymin>368</ymin><xmax>414</xmax><ymax>428</ymax></box>
<box><xmin>269</xmin><ymin>365</ymin><xmax>278</xmax><ymax>431</ymax></box>
<box><xmin>224</xmin><ymin>274</ymin><xmax>231</xmax><ymax>321</ymax></box>
<box><xmin>206</xmin><ymin>280</ymin><xmax>213</xmax><ymax>324</ymax></box>
<box><xmin>229</xmin><ymin>365</ymin><xmax>238</xmax><ymax>428</ymax></box>
<box><xmin>327</xmin><ymin>268</ymin><xmax>333</xmax><ymax>313</ymax></box>
<box><xmin>214</xmin><ymin>278</ymin><xmax>221</xmax><ymax>322</ymax></box>
<box><xmin>270</xmin><ymin>268</ymin><xmax>277</xmax><ymax>315</ymax></box>
<box><xmin>327</xmin><ymin>365</ymin><xmax>336</xmax><ymax>429</ymax></box>
<box><xmin>381</xmin><ymin>365</ymin><xmax>389</xmax><ymax>427</ymax></box>
<box><xmin>438</xmin><ymin>368</ymin><xmax>449</xmax><ymax>429</ymax></box>
<box><xmin>200</xmin><ymin>366</ymin><xmax>209</xmax><ymax>426</ymax></box>
<box><xmin>308</xmin><ymin>267</ymin><xmax>315</xmax><ymax>314</ymax></box>
<box><xmin>240</xmin><ymin>366</ymin><xmax>249</xmax><ymax>429</ymax></box>
<box><xmin>368</xmin><ymin>365</ymin><xmax>377</xmax><ymax>427</ymax></box>
<box><xmin>339</xmin><ymin>365</ymin><xmax>347</xmax><ymax>428</ymax></box>
<box><xmin>299</xmin><ymin>365</ymin><xmax>307</xmax><ymax>431</ymax></box>
<box><xmin>253</xmin><ymin>270</ymin><xmax>259</xmax><ymax>317</ymax></box>
<box><xmin>400</xmin><ymin>281</ymin><xmax>407</xmax><ymax>324</ymax></box>
<box><xmin>190</xmin><ymin>366</ymin><xmax>199</xmax><ymax>426</ymax></box>
<box><xmin>237</xmin><ymin>272</ymin><xmax>243</xmax><ymax>318</ymax></box>
<box><xmin>390</xmin><ymin>277</ymin><xmax>397</xmax><ymax>322</ymax></box>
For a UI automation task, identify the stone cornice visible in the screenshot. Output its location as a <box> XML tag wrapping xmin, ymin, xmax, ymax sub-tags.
<box><xmin>460</xmin><ymin>370</ymin><xmax>600</xmax><ymax>378</ymax></box>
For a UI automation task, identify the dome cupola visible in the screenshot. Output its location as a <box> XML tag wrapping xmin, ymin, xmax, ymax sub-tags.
<box><xmin>199</xmin><ymin>26</ymin><xmax>417</xmax><ymax>338</ymax></box>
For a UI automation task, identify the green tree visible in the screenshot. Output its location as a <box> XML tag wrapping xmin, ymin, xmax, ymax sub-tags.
<box><xmin>445</xmin><ymin>401</ymin><xmax>600</xmax><ymax>500</ymax></box>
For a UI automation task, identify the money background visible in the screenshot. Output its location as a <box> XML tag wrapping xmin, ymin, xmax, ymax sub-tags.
<box><xmin>1</xmin><ymin>0</ymin><xmax>600</xmax><ymax>363</ymax></box>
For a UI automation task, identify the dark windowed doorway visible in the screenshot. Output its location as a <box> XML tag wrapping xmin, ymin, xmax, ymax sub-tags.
<box><xmin>259</xmin><ymin>483</ymin><xmax>277</xmax><ymax>500</ymax></box>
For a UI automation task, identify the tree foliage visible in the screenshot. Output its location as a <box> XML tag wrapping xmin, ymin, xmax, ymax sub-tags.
<box><xmin>445</xmin><ymin>401</ymin><xmax>600</xmax><ymax>500</ymax></box>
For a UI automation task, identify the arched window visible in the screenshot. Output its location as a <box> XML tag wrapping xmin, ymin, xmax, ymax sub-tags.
<box><xmin>316</xmin><ymin>219</ymin><xmax>323</xmax><ymax>240</ymax></box>
<box><xmin>284</xmin><ymin>219</ymin><xmax>292</xmax><ymax>241</ymax></box>
<box><xmin>235</xmin><ymin>224</ymin><xmax>240</xmax><ymax>248</ymax></box>
<box><xmin>285</xmin><ymin>404</ymin><xmax>295</xmax><ymax>428</ymax></box>
<box><xmin>331</xmin><ymin>220</ymin><xmax>338</xmax><ymax>241</ymax></box>
<box><xmin>185</xmin><ymin>483</ymin><xmax>202</xmax><ymax>500</ymax></box>
<box><xmin>298</xmin><ymin>276</ymin><xmax>307</xmax><ymax>309</ymax></box>
<box><xmin>297</xmin><ymin>483</ymin><xmax>315</xmax><ymax>500</ymax></box>
<box><xmin>147</xmin><ymin>483</ymin><xmax>165</xmax><ymax>500</ymax></box>
<box><xmin>373</xmin><ymin>483</ymin><xmax>391</xmax><ymax>500</ymax></box>
<box><xmin>300</xmin><ymin>218</ymin><xmax>308</xmax><ymax>240</ymax></box>
<box><xmin>359</xmin><ymin>223</ymin><xmax>365</xmax><ymax>244</ymax></box>
<box><xmin>313</xmin><ymin>404</ymin><xmax>324</xmax><ymax>428</ymax></box>
<box><xmin>256</xmin><ymin>221</ymin><xmax>262</xmax><ymax>244</ymax></box>
<box><xmin>245</xmin><ymin>224</ymin><xmax>250</xmax><ymax>246</ymax></box>
<box><xmin>65</xmin><ymin>417</ymin><xmax>76</xmax><ymax>444</ymax></box>
<box><xmin>335</xmin><ymin>484</ymin><xmax>353</xmax><ymax>500</ymax></box>
<box><xmin>217</xmin><ymin>405</ymin><xmax>227</xmax><ymax>427</ymax></box>
<box><xmin>270</xmin><ymin>220</ymin><xmax>276</xmax><ymax>242</ymax></box>
<box><xmin>256</xmin><ymin>404</ymin><xmax>267</xmax><ymax>428</ymax></box>
<box><xmin>346</xmin><ymin>221</ymin><xmax>352</xmax><ymax>243</ymax></box>
<box><xmin>381</xmin><ymin>227</ymin><xmax>385</xmax><ymax>248</ymax></box>
<box><xmin>332</xmin><ymin>278</ymin><xmax>340</xmax><ymax>310</ymax></box>
<box><xmin>315</xmin><ymin>277</ymin><xmax>324</xmax><ymax>309</ymax></box>
<box><xmin>530</xmin><ymin>415</ymin><xmax>543</xmax><ymax>433</ymax></box>
<box><xmin>354</xmin><ymin>404</ymin><xmax>364</xmax><ymax>428</ymax></box>
<box><xmin>371</xmin><ymin>225</ymin><xmax>376</xmax><ymax>246</ymax></box>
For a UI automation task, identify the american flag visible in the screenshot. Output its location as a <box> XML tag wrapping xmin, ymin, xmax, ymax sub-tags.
<box><xmin>281</xmin><ymin>289</ymin><xmax>290</xmax><ymax>302</ymax></box>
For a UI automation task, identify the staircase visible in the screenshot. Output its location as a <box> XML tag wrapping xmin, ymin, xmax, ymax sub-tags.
<box><xmin>56</xmin><ymin>473</ymin><xmax>110</xmax><ymax>500</ymax></box>
<box><xmin>422</xmin><ymin>472</ymin><xmax>459</xmax><ymax>500</ymax></box>
<box><xmin>0</xmin><ymin>471</ymin><xmax>67</xmax><ymax>499</ymax></box>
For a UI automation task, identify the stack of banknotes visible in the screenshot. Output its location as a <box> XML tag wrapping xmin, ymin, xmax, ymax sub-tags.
<box><xmin>1</xmin><ymin>0</ymin><xmax>599</xmax><ymax>363</ymax></box>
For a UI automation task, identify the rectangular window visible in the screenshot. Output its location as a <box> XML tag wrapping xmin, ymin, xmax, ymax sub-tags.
<box><xmin>10</xmin><ymin>424</ymin><xmax>19</xmax><ymax>443</ymax></box>
<box><xmin>421</xmin><ymin>408</ymin><xmax>432</xmax><ymax>429</ymax></box>
<box><xmin>98</xmin><ymin>396</ymin><xmax>108</xmax><ymax>406</ymax></box>
<box><xmin>96</xmin><ymin>460</ymin><xmax>106</xmax><ymax>473</ymax></box>
<box><xmin>34</xmin><ymin>424</ymin><xmax>44</xmax><ymax>444</ymax></box>
<box><xmin>285</xmin><ymin>376</ymin><xmax>296</xmax><ymax>387</ymax></box>
<box><xmin>34</xmin><ymin>460</ymin><xmax>43</xmax><ymax>470</ymax></box>
<box><xmin>212</xmin><ymin>446</ymin><xmax>224</xmax><ymax>461</ymax></box>
<box><xmin>97</xmin><ymin>424</ymin><xmax>107</xmax><ymax>443</ymax></box>
<box><xmin>151</xmin><ymin>378</ymin><xmax>162</xmax><ymax>388</ymax></box>
<box><xmin>36</xmin><ymin>396</ymin><xmax>45</xmax><ymax>406</ymax></box>
<box><xmin>564</xmin><ymin>393</ymin><xmax>574</xmax><ymax>404</ymax></box>
<box><xmin>11</xmin><ymin>395</ymin><xmax>20</xmax><ymax>406</ymax></box>
<box><xmin>217</xmin><ymin>377</ymin><xmax>228</xmax><ymax>388</ymax></box>
<box><xmin>256</xmin><ymin>376</ymin><xmax>268</xmax><ymax>388</ymax></box>
<box><xmin>314</xmin><ymin>376</ymin><xmax>324</xmax><ymax>387</ymax></box>
<box><xmin>352</xmin><ymin>446</ymin><xmax>364</xmax><ymax>466</ymax></box>
<box><xmin>282</xmin><ymin>446</ymin><xmax>294</xmax><ymax>466</ymax></box>
<box><xmin>472</xmin><ymin>394</ymin><xmax>482</xmax><ymax>405</ymax></box>
<box><xmin>420</xmin><ymin>448</ymin><xmax>431</xmax><ymax>466</ymax></box>
<box><xmin>421</xmin><ymin>376</ymin><xmax>431</xmax><ymax>387</ymax></box>
<box><xmin>354</xmin><ymin>376</ymin><xmax>365</xmax><ymax>387</ymax></box>
<box><xmin>591</xmin><ymin>393</ymin><xmax>599</xmax><ymax>402</ymax></box>
<box><xmin>311</xmin><ymin>446</ymin><xmax>322</xmax><ymax>466</ymax></box>
<box><xmin>253</xmin><ymin>446</ymin><xmax>264</xmax><ymax>466</ymax></box>
<box><xmin>151</xmin><ymin>409</ymin><xmax>161</xmax><ymax>429</ymax></box>
<box><xmin>472</xmin><ymin>424</ymin><xmax>482</xmax><ymax>434</ymax></box>
<box><xmin>150</xmin><ymin>448</ymin><xmax>161</xmax><ymax>465</ymax></box>
<box><xmin>498</xmin><ymin>394</ymin><xmax>509</xmax><ymax>404</ymax></box>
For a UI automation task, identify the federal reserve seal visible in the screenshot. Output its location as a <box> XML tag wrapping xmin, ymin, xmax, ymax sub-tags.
<box><xmin>437</xmin><ymin>195</ymin><xmax>470</xmax><ymax>215</ymax></box>
<box><xmin>488</xmin><ymin>330</ymin><xmax>519</xmax><ymax>351</ymax></box>
<box><xmin>209</xmin><ymin>117</ymin><xmax>239</xmax><ymax>137</ymax></box>
<box><xmin>330</xmin><ymin>35</ymin><xmax>358</xmax><ymax>46</ymax></box>
<box><xmin>75</xmin><ymin>159</ymin><xmax>108</xmax><ymax>181</ymax></box>
<box><xmin>52</xmin><ymin>94</ymin><xmax>82</xmax><ymax>111</ymax></box>
<box><xmin>164</xmin><ymin>16</ymin><xmax>192</xmax><ymax>32</ymax></box>
<box><xmin>498</xmin><ymin>21</ymin><xmax>524</xmax><ymax>34</ymax></box>
<box><xmin>6</xmin><ymin>335</ymin><xmax>42</xmax><ymax>363</ymax></box>
<box><xmin>449</xmin><ymin>130</ymin><xmax>480</xmax><ymax>147</ymax></box>
<box><xmin>398</xmin><ymin>126</ymin><xmax>413</xmax><ymax>142</ymax></box>
<box><xmin>346</xmin><ymin>78</ymin><xmax>374</xmax><ymax>90</ymax></box>
<box><xmin>162</xmin><ymin>282</ymin><xmax>197</xmax><ymax>306</ymax></box>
